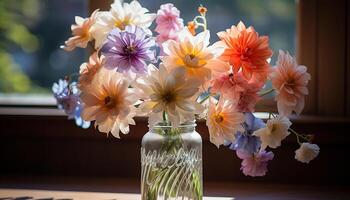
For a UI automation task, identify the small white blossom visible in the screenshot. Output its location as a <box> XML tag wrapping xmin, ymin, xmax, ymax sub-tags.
<box><xmin>295</xmin><ymin>143</ymin><xmax>320</xmax><ymax>163</ymax></box>
<box><xmin>254</xmin><ymin>115</ymin><xmax>291</xmax><ymax>149</ymax></box>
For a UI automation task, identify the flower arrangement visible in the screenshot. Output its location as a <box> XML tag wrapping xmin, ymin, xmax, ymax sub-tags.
<box><xmin>53</xmin><ymin>0</ymin><xmax>320</xmax><ymax>178</ymax></box>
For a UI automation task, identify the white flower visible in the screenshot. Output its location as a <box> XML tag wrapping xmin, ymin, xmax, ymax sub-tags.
<box><xmin>91</xmin><ymin>0</ymin><xmax>156</xmax><ymax>48</ymax></box>
<box><xmin>254</xmin><ymin>115</ymin><xmax>291</xmax><ymax>149</ymax></box>
<box><xmin>295</xmin><ymin>142</ymin><xmax>320</xmax><ymax>163</ymax></box>
<box><xmin>135</xmin><ymin>64</ymin><xmax>203</xmax><ymax>128</ymax></box>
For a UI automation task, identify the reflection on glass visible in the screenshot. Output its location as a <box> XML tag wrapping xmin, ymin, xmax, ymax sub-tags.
<box><xmin>0</xmin><ymin>0</ymin><xmax>295</xmax><ymax>94</ymax></box>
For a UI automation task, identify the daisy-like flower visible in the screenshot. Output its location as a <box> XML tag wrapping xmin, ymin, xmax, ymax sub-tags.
<box><xmin>217</xmin><ymin>21</ymin><xmax>272</xmax><ymax>83</ymax></box>
<box><xmin>136</xmin><ymin>64</ymin><xmax>204</xmax><ymax>128</ymax></box>
<box><xmin>61</xmin><ymin>9</ymin><xmax>99</xmax><ymax>51</ymax></box>
<box><xmin>295</xmin><ymin>142</ymin><xmax>320</xmax><ymax>163</ymax></box>
<box><xmin>206</xmin><ymin>98</ymin><xmax>244</xmax><ymax>148</ymax></box>
<box><xmin>162</xmin><ymin>28</ymin><xmax>225</xmax><ymax>85</ymax></box>
<box><xmin>91</xmin><ymin>0</ymin><xmax>156</xmax><ymax>48</ymax></box>
<box><xmin>78</xmin><ymin>52</ymin><xmax>104</xmax><ymax>89</ymax></box>
<box><xmin>254</xmin><ymin>115</ymin><xmax>292</xmax><ymax>149</ymax></box>
<box><xmin>80</xmin><ymin>68</ymin><xmax>137</xmax><ymax>138</ymax></box>
<box><xmin>155</xmin><ymin>3</ymin><xmax>184</xmax><ymax>45</ymax></box>
<box><xmin>101</xmin><ymin>25</ymin><xmax>156</xmax><ymax>74</ymax></box>
<box><xmin>236</xmin><ymin>150</ymin><xmax>274</xmax><ymax>177</ymax></box>
<box><xmin>271</xmin><ymin>50</ymin><xmax>311</xmax><ymax>116</ymax></box>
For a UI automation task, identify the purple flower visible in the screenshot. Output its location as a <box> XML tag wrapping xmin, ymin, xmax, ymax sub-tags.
<box><xmin>231</xmin><ymin>133</ymin><xmax>261</xmax><ymax>154</ymax></box>
<box><xmin>236</xmin><ymin>150</ymin><xmax>274</xmax><ymax>177</ymax></box>
<box><xmin>101</xmin><ymin>25</ymin><xmax>156</xmax><ymax>74</ymax></box>
<box><xmin>228</xmin><ymin>112</ymin><xmax>265</xmax><ymax>154</ymax></box>
<box><xmin>52</xmin><ymin>79</ymin><xmax>90</xmax><ymax>129</ymax></box>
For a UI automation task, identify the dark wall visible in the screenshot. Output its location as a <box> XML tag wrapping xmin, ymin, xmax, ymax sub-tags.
<box><xmin>0</xmin><ymin>115</ymin><xmax>349</xmax><ymax>185</ymax></box>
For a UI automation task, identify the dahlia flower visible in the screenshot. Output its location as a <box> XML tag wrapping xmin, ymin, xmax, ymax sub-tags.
<box><xmin>295</xmin><ymin>143</ymin><xmax>320</xmax><ymax>163</ymax></box>
<box><xmin>136</xmin><ymin>64</ymin><xmax>204</xmax><ymax>128</ymax></box>
<box><xmin>80</xmin><ymin>68</ymin><xmax>137</xmax><ymax>138</ymax></box>
<box><xmin>91</xmin><ymin>0</ymin><xmax>156</xmax><ymax>48</ymax></box>
<box><xmin>237</xmin><ymin>150</ymin><xmax>274</xmax><ymax>177</ymax></box>
<box><xmin>271</xmin><ymin>50</ymin><xmax>311</xmax><ymax>116</ymax></box>
<box><xmin>217</xmin><ymin>21</ymin><xmax>272</xmax><ymax>83</ymax></box>
<box><xmin>78</xmin><ymin>52</ymin><xmax>104</xmax><ymax>89</ymax></box>
<box><xmin>101</xmin><ymin>25</ymin><xmax>156</xmax><ymax>74</ymax></box>
<box><xmin>162</xmin><ymin>28</ymin><xmax>225</xmax><ymax>85</ymax></box>
<box><xmin>211</xmin><ymin>72</ymin><xmax>261</xmax><ymax>112</ymax></box>
<box><xmin>155</xmin><ymin>3</ymin><xmax>184</xmax><ymax>45</ymax></box>
<box><xmin>206</xmin><ymin>98</ymin><xmax>244</xmax><ymax>148</ymax></box>
<box><xmin>254</xmin><ymin>115</ymin><xmax>291</xmax><ymax>149</ymax></box>
<box><xmin>61</xmin><ymin>9</ymin><xmax>99</xmax><ymax>51</ymax></box>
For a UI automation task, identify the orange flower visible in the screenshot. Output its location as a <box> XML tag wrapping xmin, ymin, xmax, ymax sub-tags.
<box><xmin>271</xmin><ymin>50</ymin><xmax>311</xmax><ymax>116</ymax></box>
<box><xmin>206</xmin><ymin>98</ymin><xmax>244</xmax><ymax>148</ymax></box>
<box><xmin>78</xmin><ymin>52</ymin><xmax>104</xmax><ymax>89</ymax></box>
<box><xmin>187</xmin><ymin>21</ymin><xmax>196</xmax><ymax>35</ymax></box>
<box><xmin>61</xmin><ymin>9</ymin><xmax>99</xmax><ymax>51</ymax></box>
<box><xmin>198</xmin><ymin>6</ymin><xmax>207</xmax><ymax>15</ymax></box>
<box><xmin>217</xmin><ymin>21</ymin><xmax>272</xmax><ymax>83</ymax></box>
<box><xmin>80</xmin><ymin>68</ymin><xmax>137</xmax><ymax>138</ymax></box>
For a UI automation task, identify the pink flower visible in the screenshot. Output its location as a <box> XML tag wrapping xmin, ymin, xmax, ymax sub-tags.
<box><xmin>155</xmin><ymin>3</ymin><xmax>184</xmax><ymax>45</ymax></box>
<box><xmin>236</xmin><ymin>150</ymin><xmax>274</xmax><ymax>177</ymax></box>
<box><xmin>271</xmin><ymin>50</ymin><xmax>311</xmax><ymax>116</ymax></box>
<box><xmin>211</xmin><ymin>72</ymin><xmax>261</xmax><ymax>112</ymax></box>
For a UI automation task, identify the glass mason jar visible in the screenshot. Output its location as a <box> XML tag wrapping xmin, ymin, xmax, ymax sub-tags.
<box><xmin>141</xmin><ymin>122</ymin><xmax>203</xmax><ymax>200</ymax></box>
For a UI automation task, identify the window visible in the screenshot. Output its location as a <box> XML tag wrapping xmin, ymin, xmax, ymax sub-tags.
<box><xmin>0</xmin><ymin>0</ymin><xmax>87</xmax><ymax>101</ymax></box>
<box><xmin>1</xmin><ymin>0</ymin><xmax>296</xmax><ymax>112</ymax></box>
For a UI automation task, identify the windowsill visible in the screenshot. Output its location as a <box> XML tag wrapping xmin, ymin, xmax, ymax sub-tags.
<box><xmin>0</xmin><ymin>94</ymin><xmax>56</xmax><ymax>107</ymax></box>
<box><xmin>1</xmin><ymin>106</ymin><xmax>350</xmax><ymax>125</ymax></box>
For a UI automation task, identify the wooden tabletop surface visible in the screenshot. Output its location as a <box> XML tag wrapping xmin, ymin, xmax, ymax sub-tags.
<box><xmin>0</xmin><ymin>176</ymin><xmax>349</xmax><ymax>200</ymax></box>
<box><xmin>0</xmin><ymin>188</ymin><xmax>233</xmax><ymax>200</ymax></box>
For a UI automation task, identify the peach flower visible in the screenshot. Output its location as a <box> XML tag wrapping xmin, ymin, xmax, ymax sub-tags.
<box><xmin>206</xmin><ymin>98</ymin><xmax>244</xmax><ymax>148</ymax></box>
<box><xmin>61</xmin><ymin>9</ymin><xmax>99</xmax><ymax>51</ymax></box>
<box><xmin>78</xmin><ymin>52</ymin><xmax>104</xmax><ymax>89</ymax></box>
<box><xmin>162</xmin><ymin>28</ymin><xmax>226</xmax><ymax>85</ymax></box>
<box><xmin>271</xmin><ymin>50</ymin><xmax>311</xmax><ymax>116</ymax></box>
<box><xmin>211</xmin><ymin>72</ymin><xmax>261</xmax><ymax>112</ymax></box>
<box><xmin>217</xmin><ymin>21</ymin><xmax>272</xmax><ymax>83</ymax></box>
<box><xmin>80</xmin><ymin>68</ymin><xmax>137</xmax><ymax>138</ymax></box>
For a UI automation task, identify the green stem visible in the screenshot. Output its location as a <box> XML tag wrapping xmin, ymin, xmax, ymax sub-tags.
<box><xmin>259</xmin><ymin>88</ymin><xmax>274</xmax><ymax>97</ymax></box>
<box><xmin>162</xmin><ymin>111</ymin><xmax>167</xmax><ymax>123</ymax></box>
<box><xmin>199</xmin><ymin>93</ymin><xmax>211</xmax><ymax>104</ymax></box>
<box><xmin>289</xmin><ymin>128</ymin><xmax>311</xmax><ymax>144</ymax></box>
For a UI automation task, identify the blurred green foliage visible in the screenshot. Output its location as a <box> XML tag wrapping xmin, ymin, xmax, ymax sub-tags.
<box><xmin>0</xmin><ymin>0</ymin><xmax>45</xmax><ymax>93</ymax></box>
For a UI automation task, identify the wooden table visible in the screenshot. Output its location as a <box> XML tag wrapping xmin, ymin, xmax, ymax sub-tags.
<box><xmin>0</xmin><ymin>176</ymin><xmax>349</xmax><ymax>200</ymax></box>
<box><xmin>0</xmin><ymin>189</ymin><xmax>233</xmax><ymax>200</ymax></box>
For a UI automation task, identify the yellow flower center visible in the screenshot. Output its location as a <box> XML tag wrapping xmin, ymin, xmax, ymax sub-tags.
<box><xmin>115</xmin><ymin>17</ymin><xmax>132</xmax><ymax>30</ymax></box>
<box><xmin>104</xmin><ymin>96</ymin><xmax>116</xmax><ymax>109</ymax></box>
<box><xmin>183</xmin><ymin>53</ymin><xmax>205</xmax><ymax>68</ymax></box>
<box><xmin>214</xmin><ymin>114</ymin><xmax>224</xmax><ymax>123</ymax></box>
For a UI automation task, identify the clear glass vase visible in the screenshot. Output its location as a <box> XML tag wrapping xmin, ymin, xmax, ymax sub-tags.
<box><xmin>141</xmin><ymin>122</ymin><xmax>203</xmax><ymax>200</ymax></box>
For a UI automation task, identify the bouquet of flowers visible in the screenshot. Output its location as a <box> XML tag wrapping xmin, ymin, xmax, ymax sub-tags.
<box><xmin>53</xmin><ymin>0</ymin><xmax>319</xmax><ymax>178</ymax></box>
